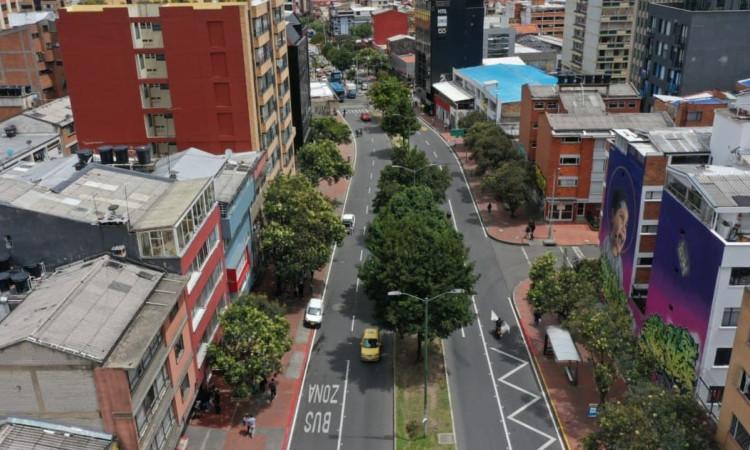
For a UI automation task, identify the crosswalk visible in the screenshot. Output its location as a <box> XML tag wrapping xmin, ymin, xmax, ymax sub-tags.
<box><xmin>340</xmin><ymin>108</ymin><xmax>369</xmax><ymax>116</ymax></box>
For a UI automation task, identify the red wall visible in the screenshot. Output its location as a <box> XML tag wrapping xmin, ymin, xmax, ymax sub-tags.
<box><xmin>58</xmin><ymin>5</ymin><xmax>254</xmax><ymax>154</ymax></box>
<box><xmin>372</xmin><ymin>10</ymin><xmax>408</xmax><ymax>46</ymax></box>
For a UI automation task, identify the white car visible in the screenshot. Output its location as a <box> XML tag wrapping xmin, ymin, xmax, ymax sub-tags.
<box><xmin>342</xmin><ymin>213</ymin><xmax>355</xmax><ymax>234</ymax></box>
<box><xmin>360</xmin><ymin>82</ymin><xmax>369</xmax><ymax>91</ymax></box>
<box><xmin>305</xmin><ymin>298</ymin><xmax>324</xmax><ymax>327</ymax></box>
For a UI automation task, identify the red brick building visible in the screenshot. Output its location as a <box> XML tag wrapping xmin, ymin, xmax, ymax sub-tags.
<box><xmin>372</xmin><ymin>8</ymin><xmax>407</xmax><ymax>46</ymax></box>
<box><xmin>652</xmin><ymin>91</ymin><xmax>730</xmax><ymax>127</ymax></box>
<box><xmin>59</xmin><ymin>0</ymin><xmax>294</xmax><ymax>175</ymax></box>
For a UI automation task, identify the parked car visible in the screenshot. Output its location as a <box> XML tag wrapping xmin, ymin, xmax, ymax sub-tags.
<box><xmin>304</xmin><ymin>298</ymin><xmax>324</xmax><ymax>327</ymax></box>
<box><xmin>360</xmin><ymin>327</ymin><xmax>382</xmax><ymax>362</ymax></box>
<box><xmin>359</xmin><ymin>112</ymin><xmax>371</xmax><ymax>122</ymax></box>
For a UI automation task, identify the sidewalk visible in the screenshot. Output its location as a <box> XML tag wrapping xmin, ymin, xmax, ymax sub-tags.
<box><xmin>511</xmin><ymin>279</ymin><xmax>626</xmax><ymax>450</ymax></box>
<box><xmin>183</xmin><ymin>117</ymin><xmax>354</xmax><ymax>450</ymax></box>
<box><xmin>418</xmin><ymin>114</ymin><xmax>599</xmax><ymax>247</ymax></box>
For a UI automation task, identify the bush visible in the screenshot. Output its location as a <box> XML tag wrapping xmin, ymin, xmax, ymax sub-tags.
<box><xmin>405</xmin><ymin>420</ymin><xmax>421</xmax><ymax>439</ymax></box>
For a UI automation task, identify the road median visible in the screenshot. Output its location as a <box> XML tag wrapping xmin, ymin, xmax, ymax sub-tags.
<box><xmin>395</xmin><ymin>335</ymin><xmax>455</xmax><ymax>450</ymax></box>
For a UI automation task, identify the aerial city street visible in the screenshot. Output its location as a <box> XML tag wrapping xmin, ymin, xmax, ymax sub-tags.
<box><xmin>0</xmin><ymin>0</ymin><xmax>748</xmax><ymax>449</ymax></box>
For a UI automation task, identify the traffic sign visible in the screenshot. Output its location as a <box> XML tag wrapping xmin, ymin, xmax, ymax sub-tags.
<box><xmin>450</xmin><ymin>128</ymin><xmax>465</xmax><ymax>137</ymax></box>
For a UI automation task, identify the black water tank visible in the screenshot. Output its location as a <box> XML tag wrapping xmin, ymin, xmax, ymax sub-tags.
<box><xmin>0</xmin><ymin>272</ymin><xmax>10</xmax><ymax>292</ymax></box>
<box><xmin>77</xmin><ymin>149</ymin><xmax>93</xmax><ymax>165</ymax></box>
<box><xmin>23</xmin><ymin>262</ymin><xmax>42</xmax><ymax>278</ymax></box>
<box><xmin>10</xmin><ymin>271</ymin><xmax>29</xmax><ymax>293</ymax></box>
<box><xmin>0</xmin><ymin>251</ymin><xmax>9</xmax><ymax>272</ymax></box>
<box><xmin>98</xmin><ymin>145</ymin><xmax>114</xmax><ymax>164</ymax></box>
<box><xmin>135</xmin><ymin>145</ymin><xmax>152</xmax><ymax>165</ymax></box>
<box><xmin>113</xmin><ymin>145</ymin><xmax>129</xmax><ymax>164</ymax></box>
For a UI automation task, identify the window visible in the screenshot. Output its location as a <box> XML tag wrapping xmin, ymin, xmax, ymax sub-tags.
<box><xmin>146</xmin><ymin>406</ymin><xmax>176</xmax><ymax>450</ymax></box>
<box><xmin>534</xmin><ymin>101</ymin><xmax>545</xmax><ymax>110</ymax></box>
<box><xmin>139</xmin><ymin>229</ymin><xmax>177</xmax><ymax>258</ymax></box>
<box><xmin>644</xmin><ymin>190</ymin><xmax>662</xmax><ymax>201</ymax></box>
<box><xmin>731</xmin><ymin>268</ymin><xmax>750</xmax><ymax>286</ymax></box>
<box><xmin>127</xmin><ymin>333</ymin><xmax>164</xmax><ymax>390</ymax></box>
<box><xmin>722</xmin><ymin>307</ymin><xmax>741</xmax><ymax>327</ymax></box>
<box><xmin>706</xmin><ymin>385</ymin><xmax>723</xmax><ymax>403</ymax></box>
<box><xmin>741</xmin><ymin>370</ymin><xmax>750</xmax><ymax>401</ymax></box>
<box><xmin>637</xmin><ymin>257</ymin><xmax>653</xmax><ymax>266</ymax></box>
<box><xmin>135</xmin><ymin>364</ymin><xmax>169</xmax><ymax>437</ymax></box>
<box><xmin>530</xmin><ymin>141</ymin><xmax>537</xmax><ymax>149</ymax></box>
<box><xmin>562</xmin><ymin>136</ymin><xmax>581</xmax><ymax>144</ymax></box>
<box><xmin>714</xmin><ymin>347</ymin><xmax>732</xmax><ymax>367</ymax></box>
<box><xmin>558</xmin><ymin>177</ymin><xmax>578</xmax><ymax>187</ymax></box>
<box><xmin>730</xmin><ymin>415</ymin><xmax>750</xmax><ymax>449</ymax></box>
<box><xmin>546</xmin><ymin>102</ymin><xmax>558</xmax><ymax>110</ymax></box>
<box><xmin>180</xmin><ymin>373</ymin><xmax>191</xmax><ymax>402</ymax></box>
<box><xmin>532</xmin><ymin>122</ymin><xmax>538</xmax><ymax>129</ymax></box>
<box><xmin>686</xmin><ymin>111</ymin><xmax>703</xmax><ymax>122</ymax></box>
<box><xmin>175</xmin><ymin>185</ymin><xmax>215</xmax><ymax>252</ymax></box>
<box><xmin>191</xmin><ymin>262</ymin><xmax>224</xmax><ymax>329</ymax></box>
<box><xmin>559</xmin><ymin>155</ymin><xmax>580</xmax><ymax>166</ymax></box>
<box><xmin>189</xmin><ymin>226</ymin><xmax>220</xmax><ymax>273</ymax></box>
<box><xmin>174</xmin><ymin>334</ymin><xmax>185</xmax><ymax>361</ymax></box>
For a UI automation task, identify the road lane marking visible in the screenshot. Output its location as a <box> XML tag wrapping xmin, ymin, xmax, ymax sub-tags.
<box><xmin>372</xmin><ymin>160</ymin><xmax>375</xmax><ymax>167</ymax></box>
<box><xmin>370</xmin><ymin>172</ymin><xmax>373</xmax><ymax>180</ymax></box>
<box><xmin>460</xmin><ymin>327</ymin><xmax>465</xmax><ymax>338</ymax></box>
<box><xmin>337</xmin><ymin>360</ymin><xmax>351</xmax><ymax>450</ymax></box>
<box><xmin>448</xmin><ymin>199</ymin><xmax>458</xmax><ymax>231</ymax></box>
<box><xmin>433</xmin><ymin>151</ymin><xmax>438</xmax><ymax>159</ymax></box>
<box><xmin>472</xmin><ymin>295</ymin><xmax>512</xmax><ymax>450</ymax></box>
<box><xmin>359</xmin><ymin>249</ymin><xmax>363</xmax><ymax>261</ymax></box>
<box><xmin>442</xmin><ymin>341</ymin><xmax>460</xmax><ymax>450</ymax></box>
<box><xmin>288</xmin><ymin>114</ymin><xmax>359</xmax><ymax>450</ymax></box>
<box><xmin>355</xmin><ymin>278</ymin><xmax>359</xmax><ymax>293</ymax></box>
<box><xmin>521</xmin><ymin>247</ymin><xmax>531</xmax><ymax>266</ymax></box>
<box><xmin>491</xmin><ymin>347</ymin><xmax>557</xmax><ymax>450</ymax></box>
<box><xmin>366</xmin><ymin>205</ymin><xmax>369</xmax><ymax>214</ymax></box>
<box><xmin>350</xmin><ymin>316</ymin><xmax>355</xmax><ymax>333</ymax></box>
<box><xmin>505</xmin><ymin>296</ymin><xmax>564</xmax><ymax>449</ymax></box>
<box><xmin>363</xmin><ymin>225</ymin><xmax>367</xmax><ymax>235</ymax></box>
<box><xmin>425</xmin><ymin>139</ymin><xmax>431</xmax><ymax>146</ymax></box>
<box><xmin>368</xmin><ymin>186</ymin><xmax>371</xmax><ymax>194</ymax></box>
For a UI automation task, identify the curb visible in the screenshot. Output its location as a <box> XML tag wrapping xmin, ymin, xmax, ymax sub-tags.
<box><xmin>486</xmin><ymin>231</ymin><xmax>531</xmax><ymax>247</ymax></box>
<box><xmin>281</xmin><ymin>325</ymin><xmax>315</xmax><ymax>450</ymax></box>
<box><xmin>510</xmin><ymin>281</ymin><xmax>572</xmax><ymax>450</ymax></box>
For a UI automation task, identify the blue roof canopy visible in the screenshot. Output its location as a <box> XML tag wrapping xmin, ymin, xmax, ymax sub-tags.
<box><xmin>456</xmin><ymin>63</ymin><xmax>557</xmax><ymax>104</ymax></box>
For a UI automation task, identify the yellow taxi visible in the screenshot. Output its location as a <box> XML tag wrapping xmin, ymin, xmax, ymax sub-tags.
<box><xmin>360</xmin><ymin>327</ymin><xmax>382</xmax><ymax>362</ymax></box>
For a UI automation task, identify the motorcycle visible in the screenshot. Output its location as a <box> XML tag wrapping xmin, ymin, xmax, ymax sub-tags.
<box><xmin>491</xmin><ymin>311</ymin><xmax>510</xmax><ymax>339</ymax></box>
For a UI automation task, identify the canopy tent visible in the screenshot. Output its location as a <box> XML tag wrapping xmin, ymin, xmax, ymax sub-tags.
<box><xmin>543</xmin><ymin>325</ymin><xmax>581</xmax><ymax>385</ymax></box>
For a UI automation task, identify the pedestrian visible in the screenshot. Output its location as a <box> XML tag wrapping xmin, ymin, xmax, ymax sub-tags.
<box><xmin>259</xmin><ymin>377</ymin><xmax>268</xmax><ymax>396</ymax></box>
<box><xmin>343</xmin><ymin>108</ymin><xmax>347</xmax><ymax>117</ymax></box>
<box><xmin>529</xmin><ymin>220</ymin><xmax>536</xmax><ymax>240</ymax></box>
<box><xmin>533</xmin><ymin>310</ymin><xmax>542</xmax><ymax>325</ymax></box>
<box><xmin>487</xmin><ymin>203</ymin><xmax>492</xmax><ymax>215</ymax></box>
<box><xmin>242</xmin><ymin>414</ymin><xmax>256</xmax><ymax>438</ymax></box>
<box><xmin>212</xmin><ymin>387</ymin><xmax>221</xmax><ymax>414</ymax></box>
<box><xmin>269</xmin><ymin>378</ymin><xmax>277</xmax><ymax>402</ymax></box>
<box><xmin>525</xmin><ymin>225</ymin><xmax>531</xmax><ymax>240</ymax></box>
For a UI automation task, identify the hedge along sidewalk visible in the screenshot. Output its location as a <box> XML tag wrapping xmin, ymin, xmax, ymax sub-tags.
<box><xmin>395</xmin><ymin>335</ymin><xmax>455</xmax><ymax>450</ymax></box>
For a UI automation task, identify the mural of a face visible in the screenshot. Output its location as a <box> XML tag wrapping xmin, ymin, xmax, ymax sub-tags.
<box><xmin>610</xmin><ymin>203</ymin><xmax>629</xmax><ymax>257</ymax></box>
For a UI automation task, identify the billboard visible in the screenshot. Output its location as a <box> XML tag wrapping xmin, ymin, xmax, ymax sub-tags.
<box><xmin>644</xmin><ymin>192</ymin><xmax>724</xmax><ymax>386</ymax></box>
<box><xmin>599</xmin><ymin>147</ymin><xmax>643</xmax><ymax>296</ymax></box>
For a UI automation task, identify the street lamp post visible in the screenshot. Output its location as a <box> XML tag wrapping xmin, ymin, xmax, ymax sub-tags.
<box><xmin>391</xmin><ymin>163</ymin><xmax>440</xmax><ymax>185</ymax></box>
<box><xmin>387</xmin><ymin>288</ymin><xmax>465</xmax><ymax>437</ymax></box>
<box><xmin>545</xmin><ymin>167</ymin><xmax>560</xmax><ymax>245</ymax></box>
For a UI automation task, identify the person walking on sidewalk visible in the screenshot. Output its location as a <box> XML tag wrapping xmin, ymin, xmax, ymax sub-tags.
<box><xmin>487</xmin><ymin>203</ymin><xmax>492</xmax><ymax>215</ymax></box>
<box><xmin>242</xmin><ymin>414</ymin><xmax>256</xmax><ymax>438</ymax></box>
<box><xmin>269</xmin><ymin>377</ymin><xmax>278</xmax><ymax>402</ymax></box>
<box><xmin>529</xmin><ymin>220</ymin><xmax>536</xmax><ymax>241</ymax></box>
<box><xmin>212</xmin><ymin>387</ymin><xmax>221</xmax><ymax>414</ymax></box>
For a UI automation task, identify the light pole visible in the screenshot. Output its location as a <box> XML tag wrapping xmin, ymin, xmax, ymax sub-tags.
<box><xmin>545</xmin><ymin>167</ymin><xmax>560</xmax><ymax>245</ymax></box>
<box><xmin>387</xmin><ymin>288</ymin><xmax>465</xmax><ymax>437</ymax></box>
<box><xmin>391</xmin><ymin>163</ymin><xmax>440</xmax><ymax>185</ymax></box>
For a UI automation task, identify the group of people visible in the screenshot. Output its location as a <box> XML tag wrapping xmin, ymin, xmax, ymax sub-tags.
<box><xmin>195</xmin><ymin>385</ymin><xmax>221</xmax><ymax>415</ymax></box>
<box><xmin>241</xmin><ymin>376</ymin><xmax>279</xmax><ymax>438</ymax></box>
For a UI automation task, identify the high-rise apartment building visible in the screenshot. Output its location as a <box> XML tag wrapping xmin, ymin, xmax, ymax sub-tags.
<box><xmin>628</xmin><ymin>0</ymin><xmax>672</xmax><ymax>90</ymax></box>
<box><xmin>561</xmin><ymin>0</ymin><xmax>635</xmax><ymax>83</ymax></box>
<box><xmin>414</xmin><ymin>0</ymin><xmax>484</xmax><ymax>106</ymax></box>
<box><xmin>58</xmin><ymin>0</ymin><xmax>295</xmax><ymax>180</ymax></box>
<box><xmin>631</xmin><ymin>0</ymin><xmax>750</xmax><ymax>110</ymax></box>
<box><xmin>286</xmin><ymin>13</ymin><xmax>312</xmax><ymax>149</ymax></box>
<box><xmin>518</xmin><ymin>0</ymin><xmax>567</xmax><ymax>38</ymax></box>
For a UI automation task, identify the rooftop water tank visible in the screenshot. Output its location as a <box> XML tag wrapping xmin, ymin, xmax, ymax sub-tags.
<box><xmin>114</xmin><ymin>145</ymin><xmax>129</xmax><ymax>164</ymax></box>
<box><xmin>0</xmin><ymin>272</ymin><xmax>10</xmax><ymax>292</ymax></box>
<box><xmin>23</xmin><ymin>262</ymin><xmax>42</xmax><ymax>278</ymax></box>
<box><xmin>10</xmin><ymin>271</ymin><xmax>29</xmax><ymax>294</ymax></box>
<box><xmin>98</xmin><ymin>145</ymin><xmax>114</xmax><ymax>164</ymax></box>
<box><xmin>135</xmin><ymin>145</ymin><xmax>152</xmax><ymax>165</ymax></box>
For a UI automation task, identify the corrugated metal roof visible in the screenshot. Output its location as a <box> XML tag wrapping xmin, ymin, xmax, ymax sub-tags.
<box><xmin>432</xmin><ymin>81</ymin><xmax>473</xmax><ymax>103</ymax></box>
<box><xmin>0</xmin><ymin>418</ymin><xmax>112</xmax><ymax>450</ymax></box>
<box><xmin>547</xmin><ymin>112</ymin><xmax>673</xmax><ymax>132</ymax></box>
<box><xmin>673</xmin><ymin>165</ymin><xmax>750</xmax><ymax>208</ymax></box>
<box><xmin>647</xmin><ymin>128</ymin><xmax>711</xmax><ymax>154</ymax></box>
<box><xmin>456</xmin><ymin>63</ymin><xmax>557</xmax><ymax>103</ymax></box>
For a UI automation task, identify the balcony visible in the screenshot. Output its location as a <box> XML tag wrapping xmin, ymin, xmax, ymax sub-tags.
<box><xmin>141</xmin><ymin>83</ymin><xmax>172</xmax><ymax>109</ymax></box>
<box><xmin>132</xmin><ymin>22</ymin><xmax>164</xmax><ymax>49</ymax></box>
<box><xmin>136</xmin><ymin>53</ymin><xmax>168</xmax><ymax>79</ymax></box>
<box><xmin>145</xmin><ymin>113</ymin><xmax>175</xmax><ymax>138</ymax></box>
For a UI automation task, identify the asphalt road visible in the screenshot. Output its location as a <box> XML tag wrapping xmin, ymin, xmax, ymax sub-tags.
<box><xmin>288</xmin><ymin>97</ymin><xmax>394</xmax><ymax>450</ymax></box>
<box><xmin>408</xmin><ymin>125</ymin><xmax>573</xmax><ymax>450</ymax></box>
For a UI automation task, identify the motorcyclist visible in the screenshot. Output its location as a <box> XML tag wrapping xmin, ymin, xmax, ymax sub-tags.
<box><xmin>495</xmin><ymin>318</ymin><xmax>504</xmax><ymax>337</ymax></box>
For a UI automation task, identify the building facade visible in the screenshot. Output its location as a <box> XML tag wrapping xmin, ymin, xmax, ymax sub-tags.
<box><xmin>0</xmin><ymin>14</ymin><xmax>66</xmax><ymax>120</ymax></box>
<box><xmin>328</xmin><ymin>5</ymin><xmax>376</xmax><ymax>36</ymax></box>
<box><xmin>286</xmin><ymin>13</ymin><xmax>312</xmax><ymax>149</ymax></box>
<box><xmin>627</xmin><ymin>0</ymin><xmax>672</xmax><ymax>90</ymax></box>
<box><xmin>483</xmin><ymin>16</ymin><xmax>515</xmax><ymax>59</ymax></box>
<box><xmin>372</xmin><ymin>8</ymin><xmax>408</xmax><ymax>45</ymax></box>
<box><xmin>414</xmin><ymin>0</ymin><xmax>484</xmax><ymax>106</ymax></box>
<box><xmin>0</xmin><ymin>256</ymin><xmax>195</xmax><ymax>450</ymax></box>
<box><xmin>23</xmin><ymin>96</ymin><xmax>77</xmax><ymax>154</ymax></box>
<box><xmin>58</xmin><ymin>0</ymin><xmax>295</xmax><ymax>181</ymax></box>
<box><xmin>521</xmin><ymin>0</ymin><xmax>566</xmax><ymax>38</ymax></box>
<box><xmin>633</xmin><ymin>1</ymin><xmax>750</xmax><ymax>110</ymax></box>
<box><xmin>652</xmin><ymin>91</ymin><xmax>730</xmax><ymax>127</ymax></box>
<box><xmin>560</xmin><ymin>0</ymin><xmax>635</xmax><ymax>83</ymax></box>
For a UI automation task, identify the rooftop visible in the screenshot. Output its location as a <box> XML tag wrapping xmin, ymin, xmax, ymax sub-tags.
<box><xmin>516</xmin><ymin>34</ymin><xmax>563</xmax><ymax>52</ymax></box>
<box><xmin>133</xmin><ymin>177</ymin><xmax>210</xmax><ymax>230</ymax></box>
<box><xmin>0</xmin><ymin>256</ymin><xmax>164</xmax><ymax>362</ymax></box>
<box><xmin>311</xmin><ymin>81</ymin><xmax>336</xmax><ymax>99</ymax></box>
<box><xmin>654</xmin><ymin>91</ymin><xmax>731</xmax><ymax>106</ymax></box>
<box><xmin>0</xmin><ymin>115</ymin><xmax>59</xmax><ymax>170</ymax></box>
<box><xmin>386</xmin><ymin>34</ymin><xmax>413</xmax><ymax>42</ymax></box>
<box><xmin>397</xmin><ymin>53</ymin><xmax>415</xmax><ymax>64</ymax></box>
<box><xmin>0</xmin><ymin>417</ymin><xmax>113</xmax><ymax>450</ymax></box>
<box><xmin>7</xmin><ymin>11</ymin><xmax>55</xmax><ymax>27</ymax></box>
<box><xmin>23</xmin><ymin>97</ymin><xmax>74</xmax><ymax>127</ymax></box>
<box><xmin>559</xmin><ymin>91</ymin><xmax>606</xmax><ymax>114</ymax></box>
<box><xmin>456</xmin><ymin>63</ymin><xmax>557</xmax><ymax>103</ymax></box>
<box><xmin>547</xmin><ymin>112</ymin><xmax>674</xmax><ymax>132</ymax></box>
<box><xmin>671</xmin><ymin>164</ymin><xmax>750</xmax><ymax>208</ymax></box>
<box><xmin>512</xmin><ymin>23</ymin><xmax>540</xmax><ymax>35</ymax></box>
<box><xmin>528</xmin><ymin>83</ymin><xmax>640</xmax><ymax>99</ymax></box>
<box><xmin>152</xmin><ymin>147</ymin><xmax>226</xmax><ymax>180</ymax></box>
<box><xmin>648</xmin><ymin>128</ymin><xmax>712</xmax><ymax>154</ymax></box>
<box><xmin>433</xmin><ymin>81</ymin><xmax>474</xmax><ymax>103</ymax></box>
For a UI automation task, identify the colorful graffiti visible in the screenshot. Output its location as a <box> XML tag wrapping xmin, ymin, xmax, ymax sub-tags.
<box><xmin>639</xmin><ymin>315</ymin><xmax>700</xmax><ymax>389</ymax></box>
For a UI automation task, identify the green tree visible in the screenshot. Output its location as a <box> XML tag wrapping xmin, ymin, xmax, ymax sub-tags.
<box><xmin>208</xmin><ymin>294</ymin><xmax>292</xmax><ymax>398</ymax></box>
<box><xmin>381</xmin><ymin>95</ymin><xmax>419</xmax><ymax>144</ymax></box>
<box><xmin>351</xmin><ymin>23</ymin><xmax>372</xmax><ymax>39</ymax></box>
<box><xmin>372</xmin><ymin>146</ymin><xmax>451</xmax><ymax>211</ymax></box>
<box><xmin>480</xmin><ymin>160</ymin><xmax>531</xmax><ymax>217</ymax></box>
<box><xmin>527</xmin><ymin>252</ymin><xmax>558</xmax><ymax>316</ymax></box>
<box><xmin>309</xmin><ymin>117</ymin><xmax>352</xmax><ymax>144</ymax></box>
<box><xmin>584</xmin><ymin>383</ymin><xmax>717</xmax><ymax>450</ymax></box>
<box><xmin>464</xmin><ymin>121</ymin><xmax>519</xmax><ymax>175</ymax></box>
<box><xmin>261</xmin><ymin>175</ymin><xmax>346</xmax><ymax>289</ymax></box>
<box><xmin>368</xmin><ymin>75</ymin><xmax>411</xmax><ymax>112</ymax></box>
<box><xmin>458</xmin><ymin>110</ymin><xmax>488</xmax><ymax>130</ymax></box>
<box><xmin>359</xmin><ymin>186</ymin><xmax>477</xmax><ymax>357</ymax></box>
<box><xmin>297</xmin><ymin>139</ymin><xmax>352</xmax><ymax>184</ymax></box>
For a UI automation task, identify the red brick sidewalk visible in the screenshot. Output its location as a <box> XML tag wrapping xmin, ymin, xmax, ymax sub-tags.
<box><xmin>184</xmin><ymin>115</ymin><xmax>355</xmax><ymax>450</ymax></box>
<box><xmin>418</xmin><ymin>115</ymin><xmax>599</xmax><ymax>247</ymax></box>
<box><xmin>511</xmin><ymin>279</ymin><xmax>626</xmax><ymax>450</ymax></box>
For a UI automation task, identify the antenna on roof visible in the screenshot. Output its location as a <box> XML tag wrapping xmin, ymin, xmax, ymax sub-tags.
<box><xmin>123</xmin><ymin>184</ymin><xmax>132</xmax><ymax>231</ymax></box>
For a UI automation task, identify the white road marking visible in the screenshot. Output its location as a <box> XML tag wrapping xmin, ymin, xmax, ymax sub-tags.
<box><xmin>490</xmin><ymin>347</ymin><xmax>557</xmax><ymax>450</ymax></box>
<box><xmin>521</xmin><ymin>247</ymin><xmax>531</xmax><ymax>266</ymax></box>
<box><xmin>370</xmin><ymin>172</ymin><xmax>373</xmax><ymax>180</ymax></box>
<box><xmin>471</xmin><ymin>295</ymin><xmax>512</xmax><ymax>450</ymax></box>
<box><xmin>368</xmin><ymin>186</ymin><xmax>371</xmax><ymax>194</ymax></box>
<box><xmin>442</xmin><ymin>341</ymin><xmax>460</xmax><ymax>450</ymax></box>
<box><xmin>350</xmin><ymin>316</ymin><xmax>355</xmax><ymax>332</ymax></box>
<box><xmin>372</xmin><ymin>160</ymin><xmax>375</xmax><ymax>167</ymax></box>
<box><xmin>460</xmin><ymin>327</ymin><xmax>466</xmax><ymax>338</ymax></box>
<box><xmin>425</xmin><ymin>139</ymin><xmax>431</xmax><ymax>146</ymax></box>
<box><xmin>359</xmin><ymin>249</ymin><xmax>364</xmax><ymax>261</ymax></box>
<box><xmin>355</xmin><ymin>278</ymin><xmax>359</xmax><ymax>293</ymax></box>
<box><xmin>363</xmin><ymin>225</ymin><xmax>367</xmax><ymax>235</ymax></box>
<box><xmin>448</xmin><ymin>199</ymin><xmax>458</xmax><ymax>231</ymax></box>
<box><xmin>288</xmin><ymin>115</ymin><xmax>359</xmax><ymax>450</ymax></box>
<box><xmin>433</xmin><ymin>151</ymin><xmax>438</xmax><ymax>159</ymax></box>
<box><xmin>366</xmin><ymin>205</ymin><xmax>369</xmax><ymax>214</ymax></box>
<box><xmin>336</xmin><ymin>360</ymin><xmax>350</xmax><ymax>450</ymax></box>
<box><xmin>505</xmin><ymin>296</ymin><xmax>564</xmax><ymax>449</ymax></box>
